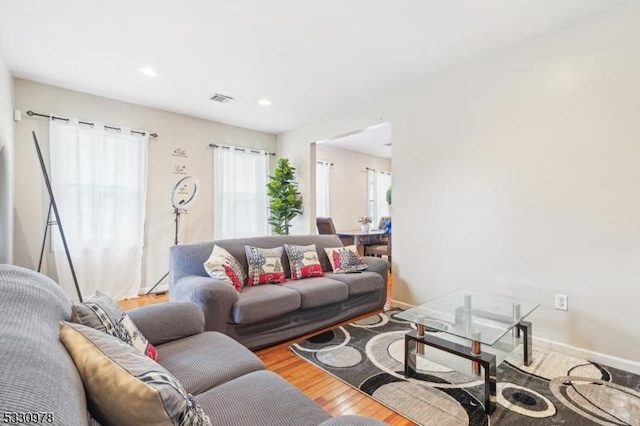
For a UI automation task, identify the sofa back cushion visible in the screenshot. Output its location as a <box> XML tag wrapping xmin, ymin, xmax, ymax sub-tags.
<box><xmin>0</xmin><ymin>265</ymin><xmax>89</xmax><ymax>426</ymax></box>
<box><xmin>170</xmin><ymin>235</ymin><xmax>343</xmax><ymax>287</ymax></box>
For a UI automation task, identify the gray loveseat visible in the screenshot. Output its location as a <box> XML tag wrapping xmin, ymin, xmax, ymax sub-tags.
<box><xmin>0</xmin><ymin>264</ymin><xmax>386</xmax><ymax>426</ymax></box>
<box><xmin>169</xmin><ymin>235</ymin><xmax>389</xmax><ymax>350</ymax></box>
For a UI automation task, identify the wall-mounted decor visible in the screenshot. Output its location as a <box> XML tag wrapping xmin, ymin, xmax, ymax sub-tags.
<box><xmin>173</xmin><ymin>164</ymin><xmax>187</xmax><ymax>175</ymax></box>
<box><xmin>172</xmin><ymin>148</ymin><xmax>187</xmax><ymax>158</ymax></box>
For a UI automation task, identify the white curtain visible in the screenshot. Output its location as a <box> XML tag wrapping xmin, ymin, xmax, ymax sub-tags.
<box><xmin>367</xmin><ymin>169</ymin><xmax>392</xmax><ymax>226</ymax></box>
<box><xmin>316</xmin><ymin>161</ymin><xmax>331</xmax><ymax>217</ymax></box>
<box><xmin>49</xmin><ymin>119</ymin><xmax>149</xmax><ymax>301</ymax></box>
<box><xmin>213</xmin><ymin>145</ymin><xmax>269</xmax><ymax>238</ymax></box>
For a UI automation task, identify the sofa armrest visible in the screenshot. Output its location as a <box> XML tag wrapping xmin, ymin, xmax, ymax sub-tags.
<box><xmin>127</xmin><ymin>302</ymin><xmax>204</xmax><ymax>346</ymax></box>
<box><xmin>170</xmin><ymin>275</ymin><xmax>239</xmax><ymax>333</ymax></box>
<box><xmin>319</xmin><ymin>415</ymin><xmax>388</xmax><ymax>426</ymax></box>
<box><xmin>362</xmin><ymin>256</ymin><xmax>390</xmax><ymax>284</ymax></box>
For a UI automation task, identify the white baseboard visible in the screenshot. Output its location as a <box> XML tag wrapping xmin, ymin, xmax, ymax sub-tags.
<box><xmin>138</xmin><ymin>283</ymin><xmax>169</xmax><ymax>295</ymax></box>
<box><xmin>389</xmin><ymin>299</ymin><xmax>640</xmax><ymax>375</ymax></box>
<box><xmin>532</xmin><ymin>336</ymin><xmax>640</xmax><ymax>375</ymax></box>
<box><xmin>390</xmin><ymin>299</ymin><xmax>415</xmax><ymax>311</ymax></box>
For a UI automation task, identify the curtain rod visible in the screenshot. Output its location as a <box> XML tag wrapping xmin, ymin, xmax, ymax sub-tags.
<box><xmin>26</xmin><ymin>110</ymin><xmax>158</xmax><ymax>139</ymax></box>
<box><xmin>317</xmin><ymin>161</ymin><xmax>334</xmax><ymax>166</ymax></box>
<box><xmin>365</xmin><ymin>166</ymin><xmax>391</xmax><ymax>175</ymax></box>
<box><xmin>208</xmin><ymin>143</ymin><xmax>275</xmax><ymax>156</ymax></box>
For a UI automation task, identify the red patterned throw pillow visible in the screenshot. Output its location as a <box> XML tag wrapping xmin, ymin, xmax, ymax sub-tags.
<box><xmin>324</xmin><ymin>245</ymin><xmax>369</xmax><ymax>273</ymax></box>
<box><xmin>245</xmin><ymin>246</ymin><xmax>286</xmax><ymax>286</ymax></box>
<box><xmin>204</xmin><ymin>245</ymin><xmax>247</xmax><ymax>291</ymax></box>
<box><xmin>284</xmin><ymin>244</ymin><xmax>324</xmax><ymax>280</ymax></box>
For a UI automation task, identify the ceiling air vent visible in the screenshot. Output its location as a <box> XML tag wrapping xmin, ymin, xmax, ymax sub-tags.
<box><xmin>210</xmin><ymin>93</ymin><xmax>234</xmax><ymax>103</ymax></box>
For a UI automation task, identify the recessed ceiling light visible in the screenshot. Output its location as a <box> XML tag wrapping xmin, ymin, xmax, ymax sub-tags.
<box><xmin>138</xmin><ymin>67</ymin><xmax>158</xmax><ymax>77</ymax></box>
<box><xmin>257</xmin><ymin>98</ymin><xmax>272</xmax><ymax>106</ymax></box>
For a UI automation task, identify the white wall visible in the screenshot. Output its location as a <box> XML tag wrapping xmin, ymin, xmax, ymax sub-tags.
<box><xmin>316</xmin><ymin>144</ymin><xmax>391</xmax><ymax>231</ymax></box>
<box><xmin>13</xmin><ymin>79</ymin><xmax>276</xmax><ymax>292</ymax></box>
<box><xmin>0</xmin><ymin>49</ymin><xmax>14</xmax><ymax>264</ymax></box>
<box><xmin>279</xmin><ymin>4</ymin><xmax>640</xmax><ymax>369</ymax></box>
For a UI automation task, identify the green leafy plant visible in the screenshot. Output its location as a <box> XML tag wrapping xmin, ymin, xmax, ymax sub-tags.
<box><xmin>267</xmin><ymin>158</ymin><xmax>303</xmax><ymax>235</ymax></box>
<box><xmin>386</xmin><ymin>186</ymin><xmax>392</xmax><ymax>205</ymax></box>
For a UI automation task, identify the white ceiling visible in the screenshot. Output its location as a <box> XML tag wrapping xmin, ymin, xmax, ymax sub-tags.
<box><xmin>0</xmin><ymin>0</ymin><xmax>629</xmax><ymax>134</ymax></box>
<box><xmin>319</xmin><ymin>122</ymin><xmax>392</xmax><ymax>159</ymax></box>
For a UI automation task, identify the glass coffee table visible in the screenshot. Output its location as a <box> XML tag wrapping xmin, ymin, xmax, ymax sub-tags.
<box><xmin>395</xmin><ymin>290</ymin><xmax>539</xmax><ymax>414</ymax></box>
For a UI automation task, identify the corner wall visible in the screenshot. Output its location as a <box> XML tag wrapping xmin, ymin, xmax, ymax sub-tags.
<box><xmin>278</xmin><ymin>4</ymin><xmax>640</xmax><ymax>369</ymax></box>
<box><xmin>13</xmin><ymin>79</ymin><xmax>277</xmax><ymax>292</ymax></box>
<box><xmin>0</xmin><ymin>49</ymin><xmax>14</xmax><ymax>263</ymax></box>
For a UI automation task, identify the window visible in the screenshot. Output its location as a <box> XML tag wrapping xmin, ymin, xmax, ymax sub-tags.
<box><xmin>367</xmin><ymin>168</ymin><xmax>392</xmax><ymax>227</ymax></box>
<box><xmin>49</xmin><ymin>118</ymin><xmax>148</xmax><ymax>300</ymax></box>
<box><xmin>213</xmin><ymin>145</ymin><xmax>270</xmax><ymax>238</ymax></box>
<box><xmin>316</xmin><ymin>161</ymin><xmax>332</xmax><ymax>217</ymax></box>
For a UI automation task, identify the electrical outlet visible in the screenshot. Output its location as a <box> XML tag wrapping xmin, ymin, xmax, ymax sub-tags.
<box><xmin>555</xmin><ymin>294</ymin><xmax>568</xmax><ymax>311</ymax></box>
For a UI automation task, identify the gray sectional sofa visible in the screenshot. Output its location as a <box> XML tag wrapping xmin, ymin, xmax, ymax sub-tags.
<box><xmin>169</xmin><ymin>235</ymin><xmax>389</xmax><ymax>350</ymax></box>
<box><xmin>0</xmin><ymin>264</ymin><xmax>387</xmax><ymax>426</ymax></box>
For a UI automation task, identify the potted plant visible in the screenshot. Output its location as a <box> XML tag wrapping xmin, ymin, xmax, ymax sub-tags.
<box><xmin>267</xmin><ymin>158</ymin><xmax>303</xmax><ymax>235</ymax></box>
<box><xmin>358</xmin><ymin>215</ymin><xmax>372</xmax><ymax>232</ymax></box>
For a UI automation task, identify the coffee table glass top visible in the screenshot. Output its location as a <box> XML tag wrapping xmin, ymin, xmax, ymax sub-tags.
<box><xmin>395</xmin><ymin>290</ymin><xmax>539</xmax><ymax>346</ymax></box>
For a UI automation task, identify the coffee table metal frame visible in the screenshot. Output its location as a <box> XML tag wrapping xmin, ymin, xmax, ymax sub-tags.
<box><xmin>403</xmin><ymin>316</ymin><xmax>533</xmax><ymax>415</ymax></box>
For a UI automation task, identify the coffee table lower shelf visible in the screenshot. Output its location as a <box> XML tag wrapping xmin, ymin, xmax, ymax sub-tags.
<box><xmin>403</xmin><ymin>330</ymin><xmax>496</xmax><ymax>414</ymax></box>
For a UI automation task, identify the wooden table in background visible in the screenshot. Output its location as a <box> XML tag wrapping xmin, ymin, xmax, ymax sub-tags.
<box><xmin>336</xmin><ymin>229</ymin><xmax>386</xmax><ymax>255</ymax></box>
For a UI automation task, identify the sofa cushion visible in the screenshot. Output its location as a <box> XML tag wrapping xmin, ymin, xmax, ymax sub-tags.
<box><xmin>245</xmin><ymin>246</ymin><xmax>287</xmax><ymax>285</ymax></box>
<box><xmin>203</xmin><ymin>245</ymin><xmax>247</xmax><ymax>291</ymax></box>
<box><xmin>324</xmin><ymin>246</ymin><xmax>369</xmax><ymax>273</ymax></box>
<box><xmin>284</xmin><ymin>244</ymin><xmax>324</xmax><ymax>280</ymax></box>
<box><xmin>0</xmin><ymin>265</ymin><xmax>87</xmax><ymax>426</ymax></box>
<box><xmin>72</xmin><ymin>290</ymin><xmax>158</xmax><ymax>360</ymax></box>
<box><xmin>59</xmin><ymin>321</ymin><xmax>211</xmax><ymax>426</ymax></box>
<box><xmin>194</xmin><ymin>370</ymin><xmax>331</xmax><ymax>426</ymax></box>
<box><xmin>156</xmin><ymin>331</ymin><xmax>265</xmax><ymax>395</ymax></box>
<box><xmin>325</xmin><ymin>272</ymin><xmax>384</xmax><ymax>296</ymax></box>
<box><xmin>282</xmin><ymin>277</ymin><xmax>348</xmax><ymax>309</ymax></box>
<box><xmin>232</xmin><ymin>285</ymin><xmax>301</xmax><ymax>324</ymax></box>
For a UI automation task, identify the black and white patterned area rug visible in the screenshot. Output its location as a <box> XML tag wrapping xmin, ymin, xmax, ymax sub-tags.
<box><xmin>290</xmin><ymin>310</ymin><xmax>640</xmax><ymax>426</ymax></box>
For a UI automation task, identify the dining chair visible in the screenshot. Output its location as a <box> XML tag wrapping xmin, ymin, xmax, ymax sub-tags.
<box><xmin>364</xmin><ymin>216</ymin><xmax>391</xmax><ymax>271</ymax></box>
<box><xmin>317</xmin><ymin>217</ymin><xmax>355</xmax><ymax>246</ymax></box>
<box><xmin>377</xmin><ymin>216</ymin><xmax>391</xmax><ymax>230</ymax></box>
<box><xmin>316</xmin><ymin>217</ymin><xmax>337</xmax><ymax>234</ymax></box>
<box><xmin>364</xmin><ymin>234</ymin><xmax>391</xmax><ymax>269</ymax></box>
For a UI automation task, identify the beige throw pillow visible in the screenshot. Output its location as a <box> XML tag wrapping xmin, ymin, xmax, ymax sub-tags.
<box><xmin>59</xmin><ymin>322</ymin><xmax>210</xmax><ymax>426</ymax></box>
<box><xmin>203</xmin><ymin>245</ymin><xmax>247</xmax><ymax>291</ymax></box>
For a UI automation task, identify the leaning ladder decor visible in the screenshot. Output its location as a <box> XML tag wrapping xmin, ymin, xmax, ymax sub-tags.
<box><xmin>33</xmin><ymin>131</ymin><xmax>83</xmax><ymax>302</ymax></box>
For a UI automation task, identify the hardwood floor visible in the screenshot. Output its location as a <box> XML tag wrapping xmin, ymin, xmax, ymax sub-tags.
<box><xmin>253</xmin><ymin>313</ymin><xmax>413</xmax><ymax>425</ymax></box>
<box><xmin>119</xmin><ymin>291</ymin><xmax>169</xmax><ymax>310</ymax></box>
<box><xmin>120</xmin><ymin>273</ymin><xmax>413</xmax><ymax>425</ymax></box>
